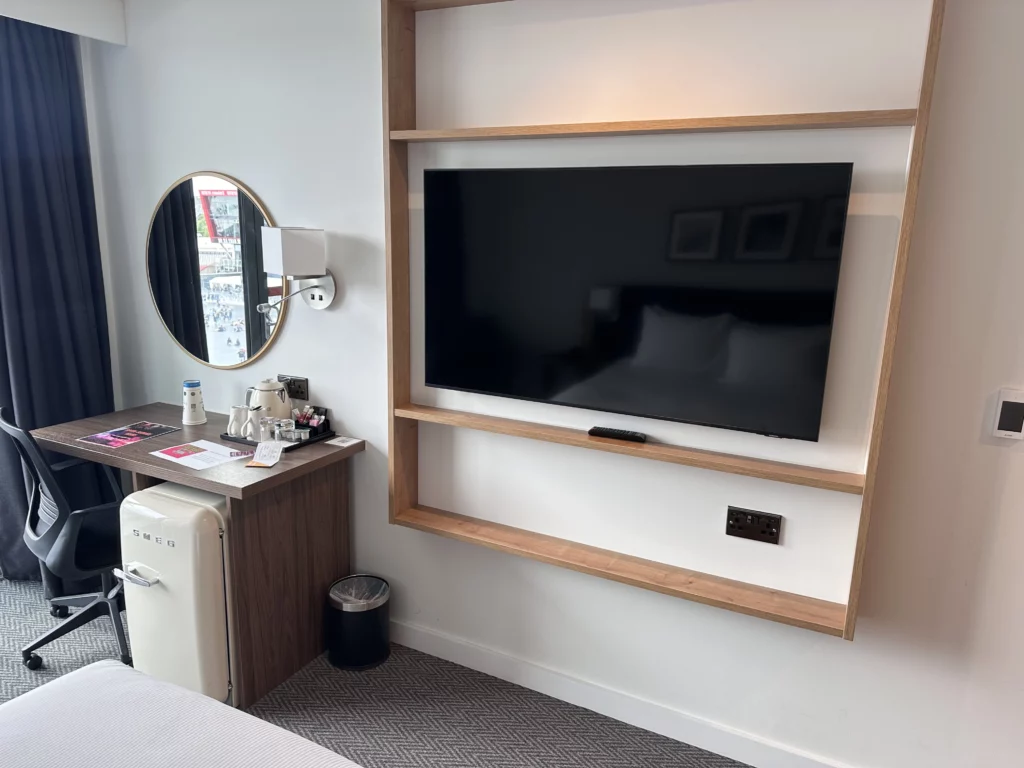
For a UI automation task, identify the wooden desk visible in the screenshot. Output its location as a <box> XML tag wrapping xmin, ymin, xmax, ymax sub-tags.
<box><xmin>33</xmin><ymin>403</ymin><xmax>366</xmax><ymax>708</ymax></box>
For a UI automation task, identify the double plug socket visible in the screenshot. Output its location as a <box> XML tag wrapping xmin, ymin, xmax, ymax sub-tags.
<box><xmin>726</xmin><ymin>506</ymin><xmax>782</xmax><ymax>545</ymax></box>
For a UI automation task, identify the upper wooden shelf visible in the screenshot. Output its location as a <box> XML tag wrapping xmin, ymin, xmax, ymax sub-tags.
<box><xmin>395</xmin><ymin>404</ymin><xmax>866</xmax><ymax>494</ymax></box>
<box><xmin>390</xmin><ymin>109</ymin><xmax>918</xmax><ymax>143</ymax></box>
<box><xmin>398</xmin><ymin>0</ymin><xmax>512</xmax><ymax>11</ymax></box>
<box><xmin>397</xmin><ymin>505</ymin><xmax>847</xmax><ymax>636</ymax></box>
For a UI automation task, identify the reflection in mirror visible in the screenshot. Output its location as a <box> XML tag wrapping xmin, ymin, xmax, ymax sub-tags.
<box><xmin>147</xmin><ymin>173</ymin><xmax>285</xmax><ymax>368</ymax></box>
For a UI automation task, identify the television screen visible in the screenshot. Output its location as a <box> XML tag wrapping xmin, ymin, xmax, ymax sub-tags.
<box><xmin>425</xmin><ymin>163</ymin><xmax>853</xmax><ymax>441</ymax></box>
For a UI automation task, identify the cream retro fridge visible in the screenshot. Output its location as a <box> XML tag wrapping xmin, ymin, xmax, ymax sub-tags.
<box><xmin>118</xmin><ymin>483</ymin><xmax>232</xmax><ymax>703</ymax></box>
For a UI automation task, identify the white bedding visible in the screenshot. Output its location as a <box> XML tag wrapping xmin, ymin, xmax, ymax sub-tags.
<box><xmin>0</xmin><ymin>661</ymin><xmax>362</xmax><ymax>768</ymax></box>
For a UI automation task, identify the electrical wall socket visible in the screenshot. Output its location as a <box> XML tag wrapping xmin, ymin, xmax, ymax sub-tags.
<box><xmin>278</xmin><ymin>375</ymin><xmax>309</xmax><ymax>401</ymax></box>
<box><xmin>726</xmin><ymin>506</ymin><xmax>782</xmax><ymax>545</ymax></box>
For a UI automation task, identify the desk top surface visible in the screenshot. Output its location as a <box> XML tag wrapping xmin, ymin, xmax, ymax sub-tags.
<box><xmin>32</xmin><ymin>403</ymin><xmax>365</xmax><ymax>500</ymax></box>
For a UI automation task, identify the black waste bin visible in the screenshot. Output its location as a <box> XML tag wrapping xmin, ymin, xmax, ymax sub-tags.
<box><xmin>325</xmin><ymin>575</ymin><xmax>390</xmax><ymax>669</ymax></box>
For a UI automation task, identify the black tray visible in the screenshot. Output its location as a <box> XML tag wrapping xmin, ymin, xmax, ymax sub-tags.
<box><xmin>219</xmin><ymin>429</ymin><xmax>336</xmax><ymax>453</ymax></box>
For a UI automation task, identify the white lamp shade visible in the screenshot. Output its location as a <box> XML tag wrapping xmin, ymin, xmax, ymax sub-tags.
<box><xmin>261</xmin><ymin>227</ymin><xmax>327</xmax><ymax>278</ymax></box>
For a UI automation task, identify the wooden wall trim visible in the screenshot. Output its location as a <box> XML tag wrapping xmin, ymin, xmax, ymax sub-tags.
<box><xmin>843</xmin><ymin>0</ymin><xmax>946</xmax><ymax>640</ymax></box>
<box><xmin>396</xmin><ymin>404</ymin><xmax>866</xmax><ymax>495</ymax></box>
<box><xmin>396</xmin><ymin>505</ymin><xmax>847</xmax><ymax>635</ymax></box>
<box><xmin>398</xmin><ymin>0</ymin><xmax>512</xmax><ymax>10</ymax></box>
<box><xmin>391</xmin><ymin>110</ymin><xmax>918</xmax><ymax>142</ymax></box>
<box><xmin>383</xmin><ymin>0</ymin><xmax>945</xmax><ymax>636</ymax></box>
<box><xmin>383</xmin><ymin>0</ymin><xmax>419</xmax><ymax>519</ymax></box>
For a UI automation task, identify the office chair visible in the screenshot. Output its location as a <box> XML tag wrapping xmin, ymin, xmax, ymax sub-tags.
<box><xmin>0</xmin><ymin>408</ymin><xmax>131</xmax><ymax>669</ymax></box>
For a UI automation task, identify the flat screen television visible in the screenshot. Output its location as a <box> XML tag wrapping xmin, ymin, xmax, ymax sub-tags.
<box><xmin>424</xmin><ymin>163</ymin><xmax>853</xmax><ymax>441</ymax></box>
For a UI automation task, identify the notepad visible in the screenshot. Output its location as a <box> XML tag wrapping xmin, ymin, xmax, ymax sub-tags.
<box><xmin>246</xmin><ymin>441</ymin><xmax>285</xmax><ymax>468</ymax></box>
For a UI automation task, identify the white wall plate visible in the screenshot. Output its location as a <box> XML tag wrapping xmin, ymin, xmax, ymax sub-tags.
<box><xmin>993</xmin><ymin>388</ymin><xmax>1024</xmax><ymax>439</ymax></box>
<box><xmin>296</xmin><ymin>270</ymin><xmax>337</xmax><ymax>311</ymax></box>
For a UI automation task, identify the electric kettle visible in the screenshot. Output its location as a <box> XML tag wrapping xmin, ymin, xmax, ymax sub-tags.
<box><xmin>245</xmin><ymin>378</ymin><xmax>293</xmax><ymax>420</ymax></box>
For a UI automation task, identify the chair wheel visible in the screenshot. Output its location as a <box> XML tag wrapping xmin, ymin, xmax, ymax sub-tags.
<box><xmin>49</xmin><ymin>605</ymin><xmax>69</xmax><ymax>618</ymax></box>
<box><xmin>121</xmin><ymin>654</ymin><xmax>133</xmax><ymax>667</ymax></box>
<box><xmin>23</xmin><ymin>653</ymin><xmax>43</xmax><ymax>670</ymax></box>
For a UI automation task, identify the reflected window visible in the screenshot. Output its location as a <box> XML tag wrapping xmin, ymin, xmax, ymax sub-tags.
<box><xmin>147</xmin><ymin>173</ymin><xmax>285</xmax><ymax>368</ymax></box>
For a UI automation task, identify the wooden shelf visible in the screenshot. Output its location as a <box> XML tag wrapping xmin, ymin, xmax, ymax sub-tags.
<box><xmin>382</xmin><ymin>0</ymin><xmax>946</xmax><ymax>637</ymax></box>
<box><xmin>390</xmin><ymin>109</ymin><xmax>918</xmax><ymax>143</ymax></box>
<box><xmin>396</xmin><ymin>505</ymin><xmax>848</xmax><ymax>636</ymax></box>
<box><xmin>395</xmin><ymin>404</ymin><xmax>866</xmax><ymax>495</ymax></box>
<box><xmin>398</xmin><ymin>0</ymin><xmax>512</xmax><ymax>11</ymax></box>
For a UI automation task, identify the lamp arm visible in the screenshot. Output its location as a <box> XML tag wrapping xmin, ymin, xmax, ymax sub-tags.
<box><xmin>257</xmin><ymin>282</ymin><xmax>325</xmax><ymax>314</ymax></box>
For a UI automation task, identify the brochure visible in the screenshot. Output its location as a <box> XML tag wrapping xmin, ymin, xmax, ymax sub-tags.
<box><xmin>77</xmin><ymin>421</ymin><xmax>180</xmax><ymax>449</ymax></box>
<box><xmin>153</xmin><ymin>440</ymin><xmax>253</xmax><ymax>470</ymax></box>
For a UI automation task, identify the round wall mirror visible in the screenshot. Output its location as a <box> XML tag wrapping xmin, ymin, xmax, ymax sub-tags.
<box><xmin>147</xmin><ymin>172</ymin><xmax>286</xmax><ymax>368</ymax></box>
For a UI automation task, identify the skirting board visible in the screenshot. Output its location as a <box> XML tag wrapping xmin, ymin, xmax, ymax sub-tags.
<box><xmin>392</xmin><ymin>619</ymin><xmax>856</xmax><ymax>768</ymax></box>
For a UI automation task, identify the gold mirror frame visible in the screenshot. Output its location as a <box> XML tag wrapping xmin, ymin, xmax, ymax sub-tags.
<box><xmin>146</xmin><ymin>171</ymin><xmax>287</xmax><ymax>370</ymax></box>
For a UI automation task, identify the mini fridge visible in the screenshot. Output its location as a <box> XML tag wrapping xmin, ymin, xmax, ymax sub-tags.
<box><xmin>119</xmin><ymin>483</ymin><xmax>232</xmax><ymax>703</ymax></box>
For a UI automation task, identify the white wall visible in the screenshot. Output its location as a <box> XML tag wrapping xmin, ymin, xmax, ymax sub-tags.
<box><xmin>0</xmin><ymin>0</ymin><xmax>125</xmax><ymax>44</ymax></box>
<box><xmin>85</xmin><ymin>1</ymin><xmax>1024</xmax><ymax>767</ymax></box>
<box><xmin>416</xmin><ymin>0</ymin><xmax>932</xmax><ymax>127</ymax></box>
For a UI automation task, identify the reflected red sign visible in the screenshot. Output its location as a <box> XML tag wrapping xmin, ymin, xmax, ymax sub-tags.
<box><xmin>199</xmin><ymin>189</ymin><xmax>240</xmax><ymax>242</ymax></box>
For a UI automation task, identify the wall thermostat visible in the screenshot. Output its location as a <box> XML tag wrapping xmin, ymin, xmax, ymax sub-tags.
<box><xmin>993</xmin><ymin>388</ymin><xmax>1024</xmax><ymax>439</ymax></box>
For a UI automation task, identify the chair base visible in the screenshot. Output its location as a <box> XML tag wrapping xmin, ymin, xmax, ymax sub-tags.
<box><xmin>22</xmin><ymin>571</ymin><xmax>130</xmax><ymax>668</ymax></box>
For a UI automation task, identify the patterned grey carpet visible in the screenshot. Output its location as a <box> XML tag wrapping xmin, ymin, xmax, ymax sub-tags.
<box><xmin>2</xmin><ymin>578</ymin><xmax>744</xmax><ymax>768</ymax></box>
<box><xmin>0</xmin><ymin>578</ymin><xmax>131</xmax><ymax>701</ymax></box>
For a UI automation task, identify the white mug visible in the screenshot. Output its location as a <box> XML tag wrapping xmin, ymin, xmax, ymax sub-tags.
<box><xmin>227</xmin><ymin>405</ymin><xmax>248</xmax><ymax>438</ymax></box>
<box><xmin>242</xmin><ymin>406</ymin><xmax>263</xmax><ymax>441</ymax></box>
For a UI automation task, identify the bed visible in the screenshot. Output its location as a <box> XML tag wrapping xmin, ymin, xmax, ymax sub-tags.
<box><xmin>0</xmin><ymin>661</ymin><xmax>362</xmax><ymax>768</ymax></box>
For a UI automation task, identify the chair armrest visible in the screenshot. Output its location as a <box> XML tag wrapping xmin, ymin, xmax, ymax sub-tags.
<box><xmin>50</xmin><ymin>458</ymin><xmax>89</xmax><ymax>472</ymax></box>
<box><xmin>50</xmin><ymin>459</ymin><xmax>125</xmax><ymax>502</ymax></box>
<box><xmin>50</xmin><ymin>501</ymin><xmax>122</xmax><ymax>580</ymax></box>
<box><xmin>69</xmin><ymin>501</ymin><xmax>122</xmax><ymax>518</ymax></box>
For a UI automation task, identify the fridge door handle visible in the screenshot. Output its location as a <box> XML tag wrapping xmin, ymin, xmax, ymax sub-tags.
<box><xmin>114</xmin><ymin>563</ymin><xmax>161</xmax><ymax>588</ymax></box>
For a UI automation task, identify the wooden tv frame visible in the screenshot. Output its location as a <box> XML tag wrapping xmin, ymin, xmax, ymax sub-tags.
<box><xmin>382</xmin><ymin>0</ymin><xmax>946</xmax><ymax>639</ymax></box>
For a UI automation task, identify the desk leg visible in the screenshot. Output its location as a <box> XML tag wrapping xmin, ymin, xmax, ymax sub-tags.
<box><xmin>225</xmin><ymin>461</ymin><xmax>350</xmax><ymax>708</ymax></box>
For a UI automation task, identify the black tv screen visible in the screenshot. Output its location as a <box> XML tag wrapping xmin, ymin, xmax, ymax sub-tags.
<box><xmin>425</xmin><ymin>163</ymin><xmax>853</xmax><ymax>441</ymax></box>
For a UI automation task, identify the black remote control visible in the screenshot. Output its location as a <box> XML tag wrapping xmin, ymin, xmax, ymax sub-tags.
<box><xmin>588</xmin><ymin>426</ymin><xmax>648</xmax><ymax>443</ymax></box>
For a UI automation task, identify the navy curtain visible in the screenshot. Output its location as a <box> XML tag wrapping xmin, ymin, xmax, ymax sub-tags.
<box><xmin>149</xmin><ymin>180</ymin><xmax>208</xmax><ymax>360</ymax></box>
<box><xmin>0</xmin><ymin>19</ymin><xmax>114</xmax><ymax>579</ymax></box>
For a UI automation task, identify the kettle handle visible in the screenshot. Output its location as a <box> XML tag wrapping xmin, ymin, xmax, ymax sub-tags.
<box><xmin>245</xmin><ymin>387</ymin><xmax>255</xmax><ymax>407</ymax></box>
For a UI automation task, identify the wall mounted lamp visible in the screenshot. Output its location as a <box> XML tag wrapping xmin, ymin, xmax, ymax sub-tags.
<box><xmin>258</xmin><ymin>227</ymin><xmax>337</xmax><ymax>315</ymax></box>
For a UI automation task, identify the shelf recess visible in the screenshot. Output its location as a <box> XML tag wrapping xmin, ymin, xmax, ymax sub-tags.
<box><xmin>395</xmin><ymin>404</ymin><xmax>867</xmax><ymax>495</ymax></box>
<box><xmin>396</xmin><ymin>505</ymin><xmax>849</xmax><ymax>636</ymax></box>
<box><xmin>390</xmin><ymin>109</ymin><xmax>918</xmax><ymax>143</ymax></box>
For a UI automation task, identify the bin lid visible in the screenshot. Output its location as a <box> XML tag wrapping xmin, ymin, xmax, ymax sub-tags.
<box><xmin>329</xmin><ymin>575</ymin><xmax>390</xmax><ymax>612</ymax></box>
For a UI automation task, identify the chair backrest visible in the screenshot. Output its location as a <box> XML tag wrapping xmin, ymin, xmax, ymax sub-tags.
<box><xmin>0</xmin><ymin>407</ymin><xmax>72</xmax><ymax>562</ymax></box>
